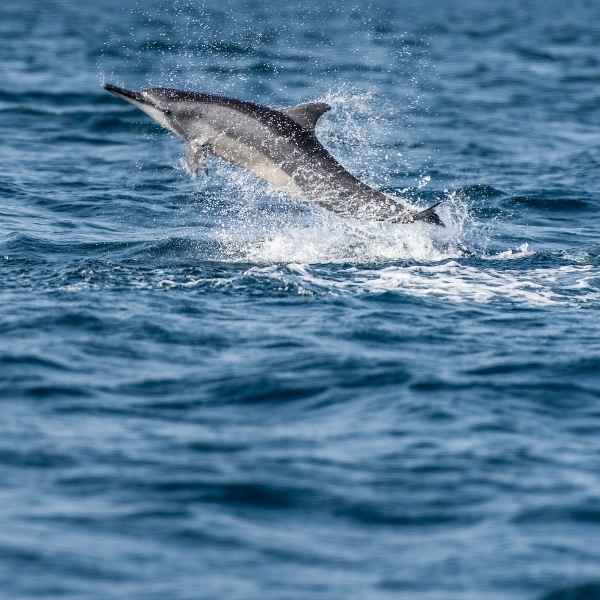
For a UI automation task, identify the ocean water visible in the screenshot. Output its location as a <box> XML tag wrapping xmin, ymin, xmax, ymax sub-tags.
<box><xmin>2</xmin><ymin>0</ymin><xmax>600</xmax><ymax>598</ymax></box>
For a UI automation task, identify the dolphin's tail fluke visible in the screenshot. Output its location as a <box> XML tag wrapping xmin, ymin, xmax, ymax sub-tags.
<box><xmin>414</xmin><ymin>201</ymin><xmax>444</xmax><ymax>226</ymax></box>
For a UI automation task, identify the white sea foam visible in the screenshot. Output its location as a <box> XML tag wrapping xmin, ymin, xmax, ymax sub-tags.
<box><xmin>210</xmin><ymin>167</ymin><xmax>472</xmax><ymax>266</ymax></box>
<box><xmin>236</xmin><ymin>260</ymin><xmax>600</xmax><ymax>307</ymax></box>
<box><xmin>485</xmin><ymin>243</ymin><xmax>535</xmax><ymax>260</ymax></box>
<box><xmin>210</xmin><ymin>195</ymin><xmax>599</xmax><ymax>307</ymax></box>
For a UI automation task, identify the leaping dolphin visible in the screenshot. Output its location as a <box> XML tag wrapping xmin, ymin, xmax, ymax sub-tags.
<box><xmin>104</xmin><ymin>84</ymin><xmax>443</xmax><ymax>226</ymax></box>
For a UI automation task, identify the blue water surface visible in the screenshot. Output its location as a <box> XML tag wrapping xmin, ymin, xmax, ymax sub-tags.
<box><xmin>2</xmin><ymin>0</ymin><xmax>600</xmax><ymax>598</ymax></box>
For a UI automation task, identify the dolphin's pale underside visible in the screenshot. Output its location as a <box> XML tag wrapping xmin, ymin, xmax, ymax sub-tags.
<box><xmin>104</xmin><ymin>84</ymin><xmax>443</xmax><ymax>225</ymax></box>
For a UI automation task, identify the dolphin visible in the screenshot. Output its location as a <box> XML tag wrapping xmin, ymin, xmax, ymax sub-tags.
<box><xmin>104</xmin><ymin>84</ymin><xmax>443</xmax><ymax>226</ymax></box>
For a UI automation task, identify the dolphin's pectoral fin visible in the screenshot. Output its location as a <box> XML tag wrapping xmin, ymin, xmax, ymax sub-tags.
<box><xmin>184</xmin><ymin>141</ymin><xmax>210</xmax><ymax>177</ymax></box>
<box><xmin>282</xmin><ymin>102</ymin><xmax>331</xmax><ymax>131</ymax></box>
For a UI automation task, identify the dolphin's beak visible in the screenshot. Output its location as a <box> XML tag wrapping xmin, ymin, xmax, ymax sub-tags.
<box><xmin>103</xmin><ymin>83</ymin><xmax>146</xmax><ymax>104</ymax></box>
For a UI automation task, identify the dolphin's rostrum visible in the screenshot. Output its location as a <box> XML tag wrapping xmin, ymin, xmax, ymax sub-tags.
<box><xmin>104</xmin><ymin>84</ymin><xmax>443</xmax><ymax>226</ymax></box>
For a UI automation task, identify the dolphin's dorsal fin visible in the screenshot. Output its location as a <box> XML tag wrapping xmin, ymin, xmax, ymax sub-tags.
<box><xmin>282</xmin><ymin>102</ymin><xmax>331</xmax><ymax>131</ymax></box>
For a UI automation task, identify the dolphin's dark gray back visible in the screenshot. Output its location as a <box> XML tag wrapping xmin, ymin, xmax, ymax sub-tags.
<box><xmin>104</xmin><ymin>84</ymin><xmax>443</xmax><ymax>226</ymax></box>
